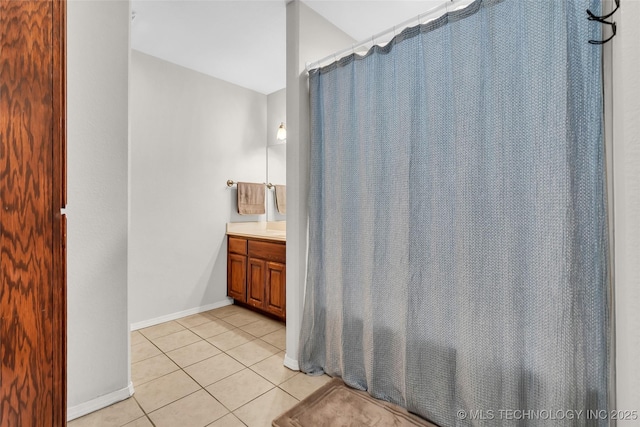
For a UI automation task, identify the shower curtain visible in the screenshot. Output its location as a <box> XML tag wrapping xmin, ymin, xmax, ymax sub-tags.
<box><xmin>300</xmin><ymin>0</ymin><xmax>610</xmax><ymax>426</ymax></box>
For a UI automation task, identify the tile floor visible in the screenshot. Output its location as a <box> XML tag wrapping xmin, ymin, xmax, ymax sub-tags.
<box><xmin>68</xmin><ymin>305</ymin><xmax>332</xmax><ymax>427</ymax></box>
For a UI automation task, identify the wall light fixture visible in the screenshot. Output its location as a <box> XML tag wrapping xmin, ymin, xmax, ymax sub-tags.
<box><xmin>276</xmin><ymin>122</ymin><xmax>287</xmax><ymax>141</ymax></box>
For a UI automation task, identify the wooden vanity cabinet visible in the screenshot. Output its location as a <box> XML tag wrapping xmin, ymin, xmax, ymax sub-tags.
<box><xmin>227</xmin><ymin>236</ymin><xmax>286</xmax><ymax>321</ymax></box>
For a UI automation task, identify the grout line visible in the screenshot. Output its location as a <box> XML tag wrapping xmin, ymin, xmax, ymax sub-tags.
<box><xmin>137</xmin><ymin>322</ymin><xmax>187</xmax><ymax>341</ymax></box>
<box><xmin>277</xmin><ymin>385</ymin><xmax>302</xmax><ymax>403</ymax></box>
<box><xmin>130</xmin><ymin>339</ymin><xmax>165</xmax><ymax>365</ymax></box>
<box><xmin>178</xmin><ymin>355</ymin><xmax>239</xmax><ymax>389</ymax></box>
<box><xmin>130</xmin><ymin>396</ymin><xmax>155</xmax><ymax>427</ymax></box>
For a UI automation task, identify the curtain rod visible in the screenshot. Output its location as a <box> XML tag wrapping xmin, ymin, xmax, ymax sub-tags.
<box><xmin>305</xmin><ymin>0</ymin><xmax>473</xmax><ymax>72</ymax></box>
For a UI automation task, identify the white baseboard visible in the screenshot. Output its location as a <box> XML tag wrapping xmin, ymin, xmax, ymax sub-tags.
<box><xmin>284</xmin><ymin>353</ymin><xmax>300</xmax><ymax>371</ymax></box>
<box><xmin>130</xmin><ymin>299</ymin><xmax>233</xmax><ymax>331</ymax></box>
<box><xmin>67</xmin><ymin>381</ymin><xmax>134</xmax><ymax>422</ymax></box>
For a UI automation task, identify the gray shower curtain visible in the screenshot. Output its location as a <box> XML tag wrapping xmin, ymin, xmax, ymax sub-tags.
<box><xmin>300</xmin><ymin>0</ymin><xmax>610</xmax><ymax>426</ymax></box>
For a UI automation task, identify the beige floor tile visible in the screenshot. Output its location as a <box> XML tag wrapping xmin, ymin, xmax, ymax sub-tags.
<box><xmin>122</xmin><ymin>416</ymin><xmax>154</xmax><ymax>427</ymax></box>
<box><xmin>204</xmin><ymin>304</ymin><xmax>246</xmax><ymax>319</ymax></box>
<box><xmin>226</xmin><ymin>339</ymin><xmax>279</xmax><ymax>367</ymax></box>
<box><xmin>131</xmin><ymin>330</ymin><xmax>148</xmax><ymax>346</ymax></box>
<box><xmin>166</xmin><ymin>340</ymin><xmax>222</xmax><ymax>368</ymax></box>
<box><xmin>134</xmin><ymin>370</ymin><xmax>201</xmax><ymax>413</ymax></box>
<box><xmin>206</xmin><ymin>413</ymin><xmax>246</xmax><ymax>427</ymax></box>
<box><xmin>239</xmin><ymin>319</ymin><xmax>283</xmax><ymax>338</ymax></box>
<box><xmin>279</xmin><ymin>372</ymin><xmax>332</xmax><ymax>400</ymax></box>
<box><xmin>132</xmin><ymin>353</ymin><xmax>179</xmax><ymax>386</ymax></box>
<box><xmin>205</xmin><ymin>369</ymin><xmax>274</xmax><ymax>411</ymax></box>
<box><xmin>184</xmin><ymin>353</ymin><xmax>245</xmax><ymax>387</ymax></box>
<box><xmin>75</xmin><ymin>307</ymin><xmax>302</xmax><ymax>427</ymax></box>
<box><xmin>233</xmin><ymin>388</ymin><xmax>298</xmax><ymax>427</ymax></box>
<box><xmin>206</xmin><ymin>329</ymin><xmax>256</xmax><ymax>352</ymax></box>
<box><xmin>259</xmin><ymin>329</ymin><xmax>286</xmax><ymax>350</ymax></box>
<box><xmin>190</xmin><ymin>319</ymin><xmax>235</xmax><ymax>339</ymax></box>
<box><xmin>138</xmin><ymin>321</ymin><xmax>185</xmax><ymax>340</ymax></box>
<box><xmin>176</xmin><ymin>312</ymin><xmax>213</xmax><ymax>328</ymax></box>
<box><xmin>148</xmin><ymin>389</ymin><xmax>228</xmax><ymax>427</ymax></box>
<box><xmin>222</xmin><ymin>311</ymin><xmax>266</xmax><ymax>327</ymax></box>
<box><xmin>150</xmin><ymin>329</ymin><xmax>202</xmax><ymax>352</ymax></box>
<box><xmin>131</xmin><ymin>340</ymin><xmax>162</xmax><ymax>364</ymax></box>
<box><xmin>250</xmin><ymin>353</ymin><xmax>297</xmax><ymax>386</ymax></box>
<box><xmin>67</xmin><ymin>397</ymin><xmax>143</xmax><ymax>427</ymax></box>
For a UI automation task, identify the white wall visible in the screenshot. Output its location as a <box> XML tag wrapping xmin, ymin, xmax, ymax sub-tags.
<box><xmin>66</xmin><ymin>0</ymin><xmax>131</xmax><ymax>419</ymax></box>
<box><xmin>129</xmin><ymin>51</ymin><xmax>267</xmax><ymax>327</ymax></box>
<box><xmin>613</xmin><ymin>1</ymin><xmax>640</xmax><ymax>423</ymax></box>
<box><xmin>267</xmin><ymin>88</ymin><xmax>287</xmax><ymax>222</ymax></box>
<box><xmin>285</xmin><ymin>0</ymin><xmax>355</xmax><ymax>369</ymax></box>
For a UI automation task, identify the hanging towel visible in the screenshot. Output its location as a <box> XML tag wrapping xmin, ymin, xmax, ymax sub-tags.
<box><xmin>275</xmin><ymin>185</ymin><xmax>286</xmax><ymax>214</ymax></box>
<box><xmin>237</xmin><ymin>182</ymin><xmax>265</xmax><ymax>215</ymax></box>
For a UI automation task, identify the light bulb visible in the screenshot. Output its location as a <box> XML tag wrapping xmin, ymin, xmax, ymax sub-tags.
<box><xmin>276</xmin><ymin>122</ymin><xmax>287</xmax><ymax>141</ymax></box>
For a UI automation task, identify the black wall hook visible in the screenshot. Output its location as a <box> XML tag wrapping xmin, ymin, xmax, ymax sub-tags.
<box><xmin>588</xmin><ymin>20</ymin><xmax>616</xmax><ymax>45</ymax></box>
<box><xmin>587</xmin><ymin>0</ymin><xmax>620</xmax><ymax>21</ymax></box>
<box><xmin>587</xmin><ymin>0</ymin><xmax>619</xmax><ymax>44</ymax></box>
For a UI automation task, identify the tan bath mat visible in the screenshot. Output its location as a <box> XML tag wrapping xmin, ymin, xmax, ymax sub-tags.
<box><xmin>272</xmin><ymin>378</ymin><xmax>438</xmax><ymax>427</ymax></box>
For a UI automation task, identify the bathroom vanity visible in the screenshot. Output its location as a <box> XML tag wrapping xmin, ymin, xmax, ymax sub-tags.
<box><xmin>226</xmin><ymin>222</ymin><xmax>286</xmax><ymax>321</ymax></box>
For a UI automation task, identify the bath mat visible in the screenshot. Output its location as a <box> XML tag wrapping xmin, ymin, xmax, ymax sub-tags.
<box><xmin>272</xmin><ymin>378</ymin><xmax>438</xmax><ymax>427</ymax></box>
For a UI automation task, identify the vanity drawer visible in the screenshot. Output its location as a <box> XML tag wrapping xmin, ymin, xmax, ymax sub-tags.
<box><xmin>248</xmin><ymin>240</ymin><xmax>286</xmax><ymax>264</ymax></box>
<box><xmin>228</xmin><ymin>237</ymin><xmax>248</xmax><ymax>255</ymax></box>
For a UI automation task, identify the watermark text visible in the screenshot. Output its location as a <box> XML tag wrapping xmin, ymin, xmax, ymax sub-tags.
<box><xmin>456</xmin><ymin>409</ymin><xmax>638</xmax><ymax>421</ymax></box>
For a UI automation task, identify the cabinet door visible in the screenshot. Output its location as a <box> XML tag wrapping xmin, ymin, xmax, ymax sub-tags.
<box><xmin>265</xmin><ymin>262</ymin><xmax>286</xmax><ymax>319</ymax></box>
<box><xmin>247</xmin><ymin>258</ymin><xmax>266</xmax><ymax>308</ymax></box>
<box><xmin>227</xmin><ymin>253</ymin><xmax>247</xmax><ymax>301</ymax></box>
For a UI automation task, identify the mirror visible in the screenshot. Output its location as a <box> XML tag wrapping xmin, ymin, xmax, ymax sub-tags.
<box><xmin>267</xmin><ymin>88</ymin><xmax>286</xmax><ymax>221</ymax></box>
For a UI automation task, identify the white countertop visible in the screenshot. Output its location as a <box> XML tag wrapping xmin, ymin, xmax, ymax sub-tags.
<box><xmin>226</xmin><ymin>221</ymin><xmax>286</xmax><ymax>242</ymax></box>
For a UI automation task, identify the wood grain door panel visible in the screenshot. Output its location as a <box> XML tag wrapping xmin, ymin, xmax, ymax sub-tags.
<box><xmin>0</xmin><ymin>1</ymin><xmax>66</xmax><ymax>425</ymax></box>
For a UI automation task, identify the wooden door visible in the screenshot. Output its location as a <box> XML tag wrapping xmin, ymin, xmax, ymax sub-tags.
<box><xmin>265</xmin><ymin>262</ymin><xmax>286</xmax><ymax>319</ymax></box>
<box><xmin>0</xmin><ymin>1</ymin><xmax>67</xmax><ymax>426</ymax></box>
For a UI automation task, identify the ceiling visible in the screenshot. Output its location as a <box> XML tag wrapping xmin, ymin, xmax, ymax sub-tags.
<box><xmin>131</xmin><ymin>1</ymin><xmax>443</xmax><ymax>95</ymax></box>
